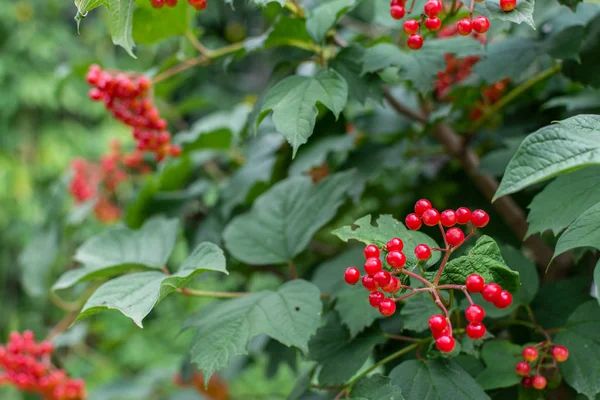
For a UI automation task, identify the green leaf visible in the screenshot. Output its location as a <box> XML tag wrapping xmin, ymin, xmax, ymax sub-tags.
<box><xmin>224</xmin><ymin>171</ymin><xmax>355</xmax><ymax>265</ymax></box>
<box><xmin>75</xmin><ymin>0</ymin><xmax>106</xmax><ymax>15</ymax></box>
<box><xmin>554</xmin><ymin>201</ymin><xmax>600</xmax><ymax>259</ymax></box>
<box><xmin>500</xmin><ymin>246</ymin><xmax>539</xmax><ymax>305</ymax></box>
<box><xmin>475</xmin><ymin>340</ymin><xmax>523</xmax><ymax>390</ymax></box>
<box><xmin>263</xmin><ymin>16</ymin><xmax>314</xmax><ymax>50</ymax></box>
<box><xmin>349</xmin><ymin>375</ymin><xmax>405</xmax><ymax>400</ymax></box>
<box><xmin>390</xmin><ymin>359</ymin><xmax>490</xmax><ymax>400</ymax></box>
<box><xmin>563</xmin><ymin>14</ymin><xmax>600</xmax><ymax>88</ymax></box>
<box><xmin>494</xmin><ymin>115</ymin><xmax>600</xmax><ymax>200</ymax></box>
<box><xmin>19</xmin><ymin>226</ymin><xmax>58</xmax><ymax>298</ymax></box>
<box><xmin>526</xmin><ymin>167</ymin><xmax>600</xmax><ymax>237</ymax></box>
<box><xmin>312</xmin><ymin>247</ymin><xmax>364</xmax><ymax>296</ymax></box>
<box><xmin>308</xmin><ymin>313</ymin><xmax>385</xmax><ymax>386</ymax></box>
<box><xmin>289</xmin><ymin>135</ymin><xmax>355</xmax><ymax>176</ymax></box>
<box><xmin>473</xmin><ymin>38</ymin><xmax>543</xmax><ymax>83</ymax></box>
<box><xmin>187</xmin><ymin>280</ymin><xmax>321</xmax><ymax>385</ymax></box>
<box><xmin>401</xmin><ymin>294</ymin><xmax>448</xmax><ymax>333</ymax></box>
<box><xmin>132</xmin><ymin>0</ymin><xmax>190</xmax><ymax>44</ymax></box>
<box><xmin>556</xmin><ymin>301</ymin><xmax>600</xmax><ymax>399</ymax></box>
<box><xmin>595</xmin><ymin>260</ymin><xmax>600</xmax><ymax>308</ymax></box>
<box><xmin>256</xmin><ymin>70</ymin><xmax>348</xmax><ymax>155</ymax></box>
<box><xmin>335</xmin><ymin>284</ymin><xmax>382</xmax><ymax>337</ymax></box>
<box><xmin>305</xmin><ymin>0</ymin><xmax>357</xmax><ymax>43</ymax></box>
<box><xmin>531</xmin><ymin>277</ymin><xmax>591</xmax><ymax>330</ymax></box>
<box><xmin>76</xmin><ymin>242</ymin><xmax>228</xmax><ymax>327</ymax></box>
<box><xmin>463</xmin><ymin>0</ymin><xmax>535</xmax><ymax>29</ymax></box>
<box><xmin>108</xmin><ymin>0</ymin><xmax>136</xmax><ymax>57</ymax></box>
<box><xmin>330</xmin><ymin>45</ymin><xmax>383</xmax><ymax>105</ymax></box>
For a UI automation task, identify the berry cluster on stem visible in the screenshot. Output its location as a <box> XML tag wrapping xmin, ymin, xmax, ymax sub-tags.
<box><xmin>150</xmin><ymin>0</ymin><xmax>208</xmax><ymax>10</ymax></box>
<box><xmin>516</xmin><ymin>343</ymin><xmax>569</xmax><ymax>390</ymax></box>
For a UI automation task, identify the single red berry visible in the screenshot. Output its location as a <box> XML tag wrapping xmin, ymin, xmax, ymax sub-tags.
<box><xmin>465</xmin><ymin>274</ymin><xmax>485</xmax><ymax>292</ymax></box>
<box><xmin>494</xmin><ymin>290</ymin><xmax>513</xmax><ymax>309</ymax></box>
<box><xmin>362</xmin><ymin>275</ymin><xmax>378</xmax><ymax>291</ymax></box>
<box><xmin>364</xmin><ymin>244</ymin><xmax>380</xmax><ymax>259</ymax></box>
<box><xmin>456</xmin><ymin>207</ymin><xmax>472</xmax><ymax>224</ymax></box>
<box><xmin>414</xmin><ymin>199</ymin><xmax>432</xmax><ymax>216</ymax></box>
<box><xmin>344</xmin><ymin>267</ymin><xmax>361</xmax><ymax>285</ymax></box>
<box><xmin>481</xmin><ymin>283</ymin><xmax>501</xmax><ymax>302</ymax></box>
<box><xmin>472</xmin><ymin>16</ymin><xmax>490</xmax><ymax>33</ymax></box>
<box><xmin>552</xmin><ymin>346</ymin><xmax>569</xmax><ymax>362</ymax></box>
<box><xmin>466</xmin><ymin>322</ymin><xmax>486</xmax><ymax>339</ymax></box>
<box><xmin>435</xmin><ymin>335</ymin><xmax>455</xmax><ymax>353</ymax></box>
<box><xmin>522</xmin><ymin>346</ymin><xmax>539</xmax><ymax>362</ymax></box>
<box><xmin>521</xmin><ymin>377</ymin><xmax>533</xmax><ymax>388</ymax></box>
<box><xmin>404</xmin><ymin>19</ymin><xmax>420</xmax><ymax>35</ymax></box>
<box><xmin>364</xmin><ymin>257</ymin><xmax>383</xmax><ymax>275</ymax></box>
<box><xmin>88</xmin><ymin>88</ymin><xmax>104</xmax><ymax>101</ymax></box>
<box><xmin>369</xmin><ymin>291</ymin><xmax>385</xmax><ymax>307</ymax></box>
<box><xmin>188</xmin><ymin>0</ymin><xmax>207</xmax><ymax>10</ymax></box>
<box><xmin>386</xmin><ymin>251</ymin><xmax>407</xmax><ymax>269</ymax></box>
<box><xmin>446</xmin><ymin>227</ymin><xmax>465</xmax><ymax>246</ymax></box>
<box><xmin>169</xmin><ymin>145</ymin><xmax>182</xmax><ymax>157</ymax></box>
<box><xmin>405</xmin><ymin>213</ymin><xmax>422</xmax><ymax>230</ymax></box>
<box><xmin>457</xmin><ymin>18</ymin><xmax>473</xmax><ymax>36</ymax></box>
<box><xmin>424</xmin><ymin>17</ymin><xmax>442</xmax><ymax>31</ymax></box>
<box><xmin>422</xmin><ymin>208</ymin><xmax>440</xmax><ymax>226</ymax></box>
<box><xmin>515</xmin><ymin>361</ymin><xmax>531</xmax><ymax>377</ymax></box>
<box><xmin>428</xmin><ymin>314</ymin><xmax>448</xmax><ymax>331</ymax></box>
<box><xmin>465</xmin><ymin>304</ymin><xmax>485</xmax><ymax>323</ymax></box>
<box><xmin>386</xmin><ymin>238</ymin><xmax>404</xmax><ymax>252</ymax></box>
<box><xmin>379</xmin><ymin>299</ymin><xmax>397</xmax><ymax>316</ymax></box>
<box><xmin>471</xmin><ymin>209</ymin><xmax>490</xmax><ymax>227</ymax></box>
<box><xmin>382</xmin><ymin>276</ymin><xmax>402</xmax><ymax>293</ymax></box>
<box><xmin>500</xmin><ymin>0</ymin><xmax>517</xmax><ymax>11</ymax></box>
<box><xmin>390</xmin><ymin>5</ymin><xmax>405</xmax><ymax>19</ymax></box>
<box><xmin>150</xmin><ymin>0</ymin><xmax>164</xmax><ymax>8</ymax></box>
<box><xmin>165</xmin><ymin>0</ymin><xmax>178</xmax><ymax>6</ymax></box>
<box><xmin>431</xmin><ymin>326</ymin><xmax>450</xmax><ymax>339</ymax></box>
<box><xmin>415</xmin><ymin>244</ymin><xmax>432</xmax><ymax>260</ymax></box>
<box><xmin>532</xmin><ymin>375</ymin><xmax>547</xmax><ymax>390</ymax></box>
<box><xmin>423</xmin><ymin>0</ymin><xmax>442</xmax><ymax>17</ymax></box>
<box><xmin>440</xmin><ymin>210</ymin><xmax>457</xmax><ymax>227</ymax></box>
<box><xmin>390</xmin><ymin>0</ymin><xmax>405</xmax><ymax>5</ymax></box>
<box><xmin>374</xmin><ymin>271</ymin><xmax>392</xmax><ymax>288</ymax></box>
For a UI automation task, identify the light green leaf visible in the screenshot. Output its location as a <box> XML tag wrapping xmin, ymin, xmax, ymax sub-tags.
<box><xmin>132</xmin><ymin>0</ymin><xmax>190</xmax><ymax>44</ymax></box>
<box><xmin>19</xmin><ymin>227</ymin><xmax>59</xmax><ymax>297</ymax></box>
<box><xmin>109</xmin><ymin>0</ymin><xmax>136</xmax><ymax>57</ymax></box>
<box><xmin>554</xmin><ymin>201</ymin><xmax>600</xmax><ymax>259</ymax></box>
<box><xmin>335</xmin><ymin>284</ymin><xmax>382</xmax><ymax>337</ymax></box>
<box><xmin>224</xmin><ymin>171</ymin><xmax>355</xmax><ymax>265</ymax></box>
<box><xmin>494</xmin><ymin>115</ymin><xmax>600</xmax><ymax>200</ymax></box>
<box><xmin>349</xmin><ymin>375</ymin><xmax>405</xmax><ymax>400</ymax></box>
<box><xmin>463</xmin><ymin>0</ymin><xmax>536</xmax><ymax>29</ymax></box>
<box><xmin>475</xmin><ymin>340</ymin><xmax>523</xmax><ymax>390</ymax></box>
<box><xmin>305</xmin><ymin>0</ymin><xmax>357</xmax><ymax>42</ymax></box>
<box><xmin>187</xmin><ymin>280</ymin><xmax>321</xmax><ymax>385</ymax></box>
<box><xmin>75</xmin><ymin>0</ymin><xmax>106</xmax><ymax>14</ymax></box>
<box><xmin>256</xmin><ymin>70</ymin><xmax>348</xmax><ymax>155</ymax></box>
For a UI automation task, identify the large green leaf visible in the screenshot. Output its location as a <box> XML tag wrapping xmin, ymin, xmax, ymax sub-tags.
<box><xmin>401</xmin><ymin>293</ymin><xmax>449</xmax><ymax>333</ymax></box>
<box><xmin>494</xmin><ymin>115</ymin><xmax>600</xmax><ymax>199</ymax></box>
<box><xmin>390</xmin><ymin>359</ymin><xmax>490</xmax><ymax>400</ymax></box>
<box><xmin>596</xmin><ymin>260</ymin><xmax>600</xmax><ymax>308</ymax></box>
<box><xmin>289</xmin><ymin>135</ymin><xmax>355</xmax><ymax>176</ymax></box>
<box><xmin>330</xmin><ymin>45</ymin><xmax>383</xmax><ymax>105</ymax></box>
<box><xmin>463</xmin><ymin>0</ymin><xmax>535</xmax><ymax>29</ymax></box>
<box><xmin>305</xmin><ymin>0</ymin><xmax>357</xmax><ymax>42</ymax></box>
<box><xmin>349</xmin><ymin>375</ymin><xmax>405</xmax><ymax>400</ymax></box>
<box><xmin>531</xmin><ymin>277</ymin><xmax>591</xmax><ymax>330</ymax></box>
<box><xmin>556</xmin><ymin>301</ymin><xmax>600</xmax><ymax>399</ymax></box>
<box><xmin>19</xmin><ymin>226</ymin><xmax>58</xmax><ymax>298</ymax></box>
<box><xmin>223</xmin><ymin>171</ymin><xmax>355</xmax><ymax>265</ymax></box>
<box><xmin>475</xmin><ymin>340</ymin><xmax>523</xmax><ymax>390</ymax></box>
<box><xmin>256</xmin><ymin>70</ymin><xmax>348</xmax><ymax>155</ymax></box>
<box><xmin>553</xmin><ymin>201</ymin><xmax>600</xmax><ymax>259</ymax></box>
<box><xmin>76</xmin><ymin>242</ymin><xmax>228</xmax><ymax>327</ymax></box>
<box><xmin>473</xmin><ymin>38</ymin><xmax>543</xmax><ymax>83</ymax></box>
<box><xmin>132</xmin><ymin>0</ymin><xmax>190</xmax><ymax>44</ymax></box>
<box><xmin>563</xmin><ymin>14</ymin><xmax>600</xmax><ymax>88</ymax></box>
<box><xmin>109</xmin><ymin>0</ymin><xmax>136</xmax><ymax>57</ymax></box>
<box><xmin>187</xmin><ymin>280</ymin><xmax>321</xmax><ymax>385</ymax></box>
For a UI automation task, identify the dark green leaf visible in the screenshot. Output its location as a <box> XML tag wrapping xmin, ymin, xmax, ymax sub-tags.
<box><xmin>289</xmin><ymin>135</ymin><xmax>355</xmax><ymax>176</ymax></box>
<box><xmin>554</xmin><ymin>201</ymin><xmax>600</xmax><ymax>259</ymax></box>
<box><xmin>563</xmin><ymin>14</ymin><xmax>600</xmax><ymax>87</ymax></box>
<box><xmin>349</xmin><ymin>375</ymin><xmax>405</xmax><ymax>400</ymax></box>
<box><xmin>500</xmin><ymin>245</ymin><xmax>539</xmax><ymax>305</ymax></box>
<box><xmin>109</xmin><ymin>0</ymin><xmax>136</xmax><ymax>57</ymax></box>
<box><xmin>401</xmin><ymin>294</ymin><xmax>446</xmax><ymax>333</ymax></box>
<box><xmin>305</xmin><ymin>0</ymin><xmax>357</xmax><ymax>43</ymax></box>
<box><xmin>335</xmin><ymin>284</ymin><xmax>382</xmax><ymax>337</ymax></box>
<box><xmin>19</xmin><ymin>226</ymin><xmax>58</xmax><ymax>297</ymax></box>
<box><xmin>473</xmin><ymin>38</ymin><xmax>543</xmax><ymax>83</ymax></box>
<box><xmin>475</xmin><ymin>340</ymin><xmax>523</xmax><ymax>390</ymax></box>
<box><xmin>531</xmin><ymin>277</ymin><xmax>591</xmax><ymax>330</ymax></box>
<box><xmin>463</xmin><ymin>0</ymin><xmax>535</xmax><ymax>29</ymax></box>
<box><xmin>330</xmin><ymin>45</ymin><xmax>383</xmax><ymax>105</ymax></box>
<box><xmin>595</xmin><ymin>260</ymin><xmax>600</xmax><ymax>308</ymax></box>
<box><xmin>311</xmin><ymin>247</ymin><xmax>364</xmax><ymax>296</ymax></box>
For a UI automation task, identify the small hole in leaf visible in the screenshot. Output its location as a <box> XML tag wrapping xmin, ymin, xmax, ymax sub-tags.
<box><xmin>295</xmin><ymin>306</ymin><xmax>300</xmax><ymax>311</ymax></box>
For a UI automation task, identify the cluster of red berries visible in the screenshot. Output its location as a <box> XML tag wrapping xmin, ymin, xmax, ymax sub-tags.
<box><xmin>467</xmin><ymin>273</ymin><xmax>513</xmax><ymax>309</ymax></box>
<box><xmin>86</xmin><ymin>65</ymin><xmax>181</xmax><ymax>162</ymax></box>
<box><xmin>405</xmin><ymin>199</ymin><xmax>490</xmax><ymax>231</ymax></box>
<box><xmin>344</xmin><ymin>239</ymin><xmax>409</xmax><ymax>317</ymax></box>
<box><xmin>149</xmin><ymin>0</ymin><xmax>207</xmax><ymax>10</ymax></box>
<box><xmin>456</xmin><ymin>15</ymin><xmax>490</xmax><ymax>36</ymax></box>
<box><xmin>0</xmin><ymin>331</ymin><xmax>86</xmax><ymax>400</ymax></box>
<box><xmin>516</xmin><ymin>345</ymin><xmax>569</xmax><ymax>390</ymax></box>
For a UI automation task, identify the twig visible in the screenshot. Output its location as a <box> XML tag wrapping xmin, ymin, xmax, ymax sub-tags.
<box><xmin>178</xmin><ymin>288</ymin><xmax>249</xmax><ymax>298</ymax></box>
<box><xmin>288</xmin><ymin>260</ymin><xmax>298</xmax><ymax>279</ymax></box>
<box><xmin>152</xmin><ymin>56</ymin><xmax>209</xmax><ymax>84</ymax></box>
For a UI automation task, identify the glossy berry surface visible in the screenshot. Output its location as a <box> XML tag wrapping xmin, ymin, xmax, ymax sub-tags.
<box><xmin>552</xmin><ymin>345</ymin><xmax>569</xmax><ymax>362</ymax></box>
<box><xmin>532</xmin><ymin>375</ymin><xmax>547</xmax><ymax>390</ymax></box>
<box><xmin>422</xmin><ymin>208</ymin><xmax>440</xmax><ymax>226</ymax></box>
<box><xmin>362</xmin><ymin>275</ymin><xmax>378</xmax><ymax>291</ymax></box>
<box><xmin>364</xmin><ymin>257</ymin><xmax>383</xmax><ymax>275</ymax></box>
<box><xmin>465</xmin><ymin>274</ymin><xmax>485</xmax><ymax>292</ymax></box>
<box><xmin>481</xmin><ymin>283</ymin><xmax>502</xmax><ymax>302</ymax></box>
<box><xmin>407</xmin><ymin>34</ymin><xmax>424</xmax><ymax>50</ymax></box>
<box><xmin>435</xmin><ymin>335</ymin><xmax>455</xmax><ymax>353</ymax></box>
<box><xmin>521</xmin><ymin>377</ymin><xmax>533</xmax><ymax>388</ymax></box>
<box><xmin>344</xmin><ymin>267</ymin><xmax>360</xmax><ymax>285</ymax></box>
<box><xmin>428</xmin><ymin>314</ymin><xmax>448</xmax><ymax>331</ymax></box>
<box><xmin>382</xmin><ymin>277</ymin><xmax>402</xmax><ymax>293</ymax></box>
<box><xmin>369</xmin><ymin>291</ymin><xmax>385</xmax><ymax>307</ymax></box>
<box><xmin>465</xmin><ymin>304</ymin><xmax>485</xmax><ymax>323</ymax></box>
<box><xmin>374</xmin><ymin>271</ymin><xmax>392</xmax><ymax>288</ymax></box>
<box><xmin>404</xmin><ymin>19</ymin><xmax>420</xmax><ymax>35</ymax></box>
<box><xmin>472</xmin><ymin>16</ymin><xmax>490</xmax><ymax>33</ymax></box>
<box><xmin>440</xmin><ymin>210</ymin><xmax>457</xmax><ymax>227</ymax></box>
<box><xmin>379</xmin><ymin>299</ymin><xmax>397</xmax><ymax>316</ymax></box>
<box><xmin>456</xmin><ymin>207</ymin><xmax>472</xmax><ymax>224</ymax></box>
<box><xmin>188</xmin><ymin>0</ymin><xmax>207</xmax><ymax>10</ymax></box>
<box><xmin>457</xmin><ymin>18</ymin><xmax>473</xmax><ymax>36</ymax></box>
<box><xmin>387</xmin><ymin>251</ymin><xmax>407</xmax><ymax>269</ymax></box>
<box><xmin>414</xmin><ymin>199</ymin><xmax>432</xmax><ymax>216</ymax></box>
<box><xmin>471</xmin><ymin>209</ymin><xmax>490</xmax><ymax>227</ymax></box>
<box><xmin>390</xmin><ymin>5</ymin><xmax>405</xmax><ymax>19</ymax></box>
<box><xmin>364</xmin><ymin>244</ymin><xmax>380</xmax><ymax>259</ymax></box>
<box><xmin>431</xmin><ymin>326</ymin><xmax>450</xmax><ymax>339</ymax></box>
<box><xmin>424</xmin><ymin>17</ymin><xmax>442</xmax><ymax>31</ymax></box>
<box><xmin>500</xmin><ymin>0</ymin><xmax>517</xmax><ymax>11</ymax></box>
<box><xmin>494</xmin><ymin>290</ymin><xmax>513</xmax><ymax>309</ymax></box>
<box><xmin>466</xmin><ymin>322</ymin><xmax>486</xmax><ymax>339</ymax></box>
<box><xmin>522</xmin><ymin>346</ymin><xmax>538</xmax><ymax>362</ymax></box>
<box><xmin>424</xmin><ymin>0</ymin><xmax>442</xmax><ymax>17</ymax></box>
<box><xmin>405</xmin><ymin>213</ymin><xmax>422</xmax><ymax>230</ymax></box>
<box><xmin>446</xmin><ymin>227</ymin><xmax>465</xmax><ymax>246</ymax></box>
<box><xmin>515</xmin><ymin>361</ymin><xmax>531</xmax><ymax>376</ymax></box>
<box><xmin>386</xmin><ymin>238</ymin><xmax>404</xmax><ymax>252</ymax></box>
<box><xmin>415</xmin><ymin>244</ymin><xmax>432</xmax><ymax>260</ymax></box>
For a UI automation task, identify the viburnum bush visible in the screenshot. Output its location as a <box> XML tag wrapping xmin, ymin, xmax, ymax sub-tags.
<box><xmin>5</xmin><ymin>0</ymin><xmax>600</xmax><ymax>399</ymax></box>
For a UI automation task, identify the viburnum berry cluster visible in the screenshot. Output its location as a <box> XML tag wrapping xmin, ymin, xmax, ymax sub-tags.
<box><xmin>149</xmin><ymin>0</ymin><xmax>207</xmax><ymax>11</ymax></box>
<box><xmin>516</xmin><ymin>344</ymin><xmax>569</xmax><ymax>391</ymax></box>
<box><xmin>0</xmin><ymin>331</ymin><xmax>86</xmax><ymax>400</ymax></box>
<box><xmin>86</xmin><ymin>64</ymin><xmax>181</xmax><ymax>162</ymax></box>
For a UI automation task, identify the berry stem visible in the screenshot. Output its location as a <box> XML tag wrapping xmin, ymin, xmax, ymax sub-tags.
<box><xmin>288</xmin><ymin>260</ymin><xmax>298</xmax><ymax>280</ymax></box>
<box><xmin>462</xmin><ymin>287</ymin><xmax>475</xmax><ymax>305</ymax></box>
<box><xmin>396</xmin><ymin>268</ymin><xmax>434</xmax><ymax>287</ymax></box>
<box><xmin>432</xmin><ymin>248</ymin><xmax>452</xmax><ymax>286</ymax></box>
<box><xmin>152</xmin><ymin>56</ymin><xmax>209</xmax><ymax>84</ymax></box>
<box><xmin>438</xmin><ymin>222</ymin><xmax>449</xmax><ymax>249</ymax></box>
<box><xmin>178</xmin><ymin>288</ymin><xmax>249</xmax><ymax>298</ymax></box>
<box><xmin>383</xmin><ymin>334</ymin><xmax>422</xmax><ymax>342</ymax></box>
<box><xmin>408</xmin><ymin>0</ymin><xmax>417</xmax><ymax>13</ymax></box>
<box><xmin>469</xmin><ymin>0</ymin><xmax>475</xmax><ymax>14</ymax></box>
<box><xmin>185</xmin><ymin>30</ymin><xmax>211</xmax><ymax>57</ymax></box>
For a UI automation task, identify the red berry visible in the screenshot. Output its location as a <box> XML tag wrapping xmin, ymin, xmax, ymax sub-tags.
<box><xmin>424</xmin><ymin>0</ymin><xmax>442</xmax><ymax>17</ymax></box>
<box><xmin>465</xmin><ymin>274</ymin><xmax>485</xmax><ymax>292</ymax></box>
<box><xmin>386</xmin><ymin>238</ymin><xmax>404</xmax><ymax>252</ymax></box>
<box><xmin>390</xmin><ymin>0</ymin><xmax>405</xmax><ymax>4</ymax></box>
<box><xmin>369</xmin><ymin>291</ymin><xmax>385</xmax><ymax>307</ymax></box>
<box><xmin>364</xmin><ymin>257</ymin><xmax>382</xmax><ymax>275</ymax></box>
<box><xmin>481</xmin><ymin>283</ymin><xmax>501</xmax><ymax>302</ymax></box>
<box><xmin>515</xmin><ymin>361</ymin><xmax>531</xmax><ymax>376</ymax></box>
<box><xmin>169</xmin><ymin>145</ymin><xmax>182</xmax><ymax>157</ymax></box>
<box><xmin>422</xmin><ymin>208</ymin><xmax>440</xmax><ymax>226</ymax></box>
<box><xmin>88</xmin><ymin>88</ymin><xmax>104</xmax><ymax>101</ymax></box>
<box><xmin>428</xmin><ymin>314</ymin><xmax>448</xmax><ymax>331</ymax></box>
<box><xmin>415</xmin><ymin>244</ymin><xmax>431</xmax><ymax>260</ymax></box>
<box><xmin>424</xmin><ymin>17</ymin><xmax>442</xmax><ymax>31</ymax></box>
<box><xmin>494</xmin><ymin>290</ymin><xmax>513</xmax><ymax>309</ymax></box>
<box><xmin>472</xmin><ymin>16</ymin><xmax>490</xmax><ymax>33</ymax></box>
<box><xmin>405</xmin><ymin>213</ymin><xmax>422</xmax><ymax>230</ymax></box>
<box><xmin>382</xmin><ymin>276</ymin><xmax>402</xmax><ymax>293</ymax></box>
<box><xmin>471</xmin><ymin>209</ymin><xmax>490</xmax><ymax>227</ymax></box>
<box><xmin>445</xmin><ymin>227</ymin><xmax>465</xmax><ymax>246</ymax></box>
<box><xmin>440</xmin><ymin>210</ymin><xmax>457</xmax><ymax>227</ymax></box>
<box><xmin>435</xmin><ymin>335</ymin><xmax>455</xmax><ymax>353</ymax></box>
<box><xmin>390</xmin><ymin>5</ymin><xmax>405</xmax><ymax>19</ymax></box>
<box><xmin>552</xmin><ymin>346</ymin><xmax>569</xmax><ymax>362</ymax></box>
<box><xmin>456</xmin><ymin>207</ymin><xmax>472</xmax><ymax>224</ymax></box>
<box><xmin>362</xmin><ymin>275</ymin><xmax>378</xmax><ymax>291</ymax></box>
<box><xmin>379</xmin><ymin>299</ymin><xmax>397</xmax><ymax>316</ymax></box>
<box><xmin>150</xmin><ymin>0</ymin><xmax>164</xmax><ymax>8</ymax></box>
<box><xmin>532</xmin><ymin>375</ymin><xmax>547</xmax><ymax>390</ymax></box>
<box><xmin>522</xmin><ymin>346</ymin><xmax>539</xmax><ymax>362</ymax></box>
<box><xmin>188</xmin><ymin>0</ymin><xmax>207</xmax><ymax>10</ymax></box>
<box><xmin>414</xmin><ymin>199</ymin><xmax>432</xmax><ymax>216</ymax></box>
<box><xmin>364</xmin><ymin>244</ymin><xmax>380</xmax><ymax>259</ymax></box>
<box><xmin>165</xmin><ymin>0</ymin><xmax>177</xmax><ymax>6</ymax></box>
<box><xmin>404</xmin><ymin>19</ymin><xmax>420</xmax><ymax>35</ymax></box>
<box><xmin>521</xmin><ymin>377</ymin><xmax>533</xmax><ymax>388</ymax></box>
<box><xmin>465</xmin><ymin>304</ymin><xmax>485</xmax><ymax>323</ymax></box>
<box><xmin>374</xmin><ymin>271</ymin><xmax>392</xmax><ymax>288</ymax></box>
<box><xmin>386</xmin><ymin>251</ymin><xmax>407</xmax><ymax>269</ymax></box>
<box><xmin>466</xmin><ymin>322</ymin><xmax>486</xmax><ymax>339</ymax></box>
<box><xmin>500</xmin><ymin>0</ymin><xmax>517</xmax><ymax>11</ymax></box>
<box><xmin>431</xmin><ymin>326</ymin><xmax>450</xmax><ymax>339</ymax></box>
<box><xmin>344</xmin><ymin>267</ymin><xmax>361</xmax><ymax>285</ymax></box>
<box><xmin>457</xmin><ymin>18</ymin><xmax>473</xmax><ymax>36</ymax></box>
